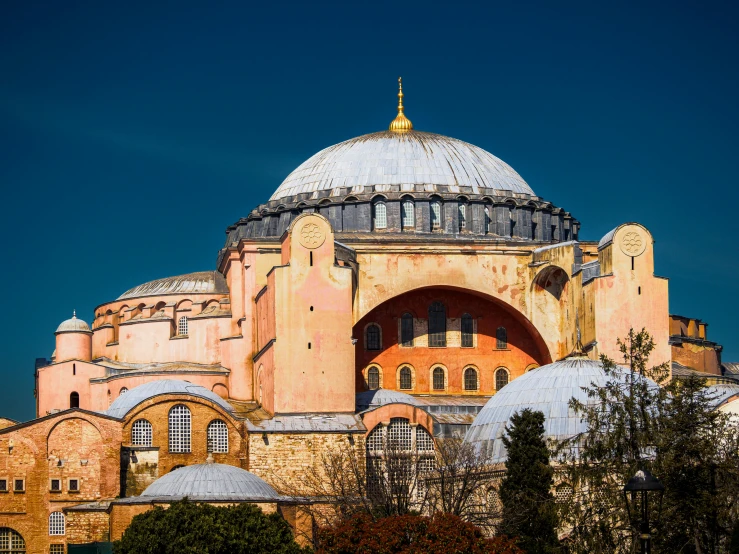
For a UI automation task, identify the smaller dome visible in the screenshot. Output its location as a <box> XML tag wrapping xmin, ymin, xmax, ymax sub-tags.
<box><xmin>141</xmin><ymin>462</ymin><xmax>279</xmax><ymax>501</ymax></box>
<box><xmin>106</xmin><ymin>379</ymin><xmax>233</xmax><ymax>418</ymax></box>
<box><xmin>118</xmin><ymin>271</ymin><xmax>229</xmax><ymax>300</ymax></box>
<box><xmin>55</xmin><ymin>311</ymin><xmax>91</xmax><ymax>334</ymax></box>
<box><xmin>356</xmin><ymin>389</ymin><xmax>421</xmax><ymax>411</ymax></box>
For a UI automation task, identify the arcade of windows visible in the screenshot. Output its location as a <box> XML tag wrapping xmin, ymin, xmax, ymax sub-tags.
<box><xmin>371</xmin><ymin>198</ymin><xmax>503</xmax><ymax>235</ymax></box>
<box><xmin>128</xmin><ymin>409</ymin><xmax>229</xmax><ymax>454</ymax></box>
<box><xmin>365</xmin><ymin>364</ymin><xmax>510</xmax><ymax>393</ymax></box>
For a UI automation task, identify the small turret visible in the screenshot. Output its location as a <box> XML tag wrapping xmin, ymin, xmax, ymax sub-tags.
<box><xmin>55</xmin><ymin>311</ymin><xmax>92</xmax><ymax>362</ymax></box>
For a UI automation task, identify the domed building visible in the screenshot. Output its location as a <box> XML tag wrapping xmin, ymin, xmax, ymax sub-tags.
<box><xmin>0</xmin><ymin>81</ymin><xmax>733</xmax><ymax>552</ymax></box>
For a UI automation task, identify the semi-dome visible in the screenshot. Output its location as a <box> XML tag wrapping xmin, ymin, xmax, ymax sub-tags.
<box><xmin>117</xmin><ymin>271</ymin><xmax>228</xmax><ymax>301</ymax></box>
<box><xmin>106</xmin><ymin>379</ymin><xmax>233</xmax><ymax>418</ymax></box>
<box><xmin>464</xmin><ymin>357</ymin><xmax>659</xmax><ymax>464</ymax></box>
<box><xmin>140</xmin><ymin>462</ymin><xmax>279</xmax><ymax>501</ymax></box>
<box><xmin>271</xmin><ymin>130</ymin><xmax>534</xmax><ymax>201</ymax></box>
<box><xmin>356</xmin><ymin>388</ymin><xmax>421</xmax><ymax>411</ymax></box>
<box><xmin>55</xmin><ymin>312</ymin><xmax>91</xmax><ymax>334</ymax></box>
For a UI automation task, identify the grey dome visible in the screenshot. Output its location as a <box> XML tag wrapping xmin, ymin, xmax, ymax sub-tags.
<box><xmin>141</xmin><ymin>462</ymin><xmax>279</xmax><ymax>501</ymax></box>
<box><xmin>118</xmin><ymin>271</ymin><xmax>228</xmax><ymax>300</ymax></box>
<box><xmin>464</xmin><ymin>357</ymin><xmax>658</xmax><ymax>464</ymax></box>
<box><xmin>271</xmin><ymin>131</ymin><xmax>535</xmax><ymax>201</ymax></box>
<box><xmin>356</xmin><ymin>388</ymin><xmax>421</xmax><ymax>411</ymax></box>
<box><xmin>106</xmin><ymin>379</ymin><xmax>233</xmax><ymax>418</ymax></box>
<box><xmin>707</xmin><ymin>382</ymin><xmax>739</xmax><ymax>407</ymax></box>
<box><xmin>56</xmin><ymin>312</ymin><xmax>91</xmax><ymax>334</ymax></box>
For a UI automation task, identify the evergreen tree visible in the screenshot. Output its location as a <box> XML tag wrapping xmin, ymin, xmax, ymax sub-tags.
<box><xmin>499</xmin><ymin>408</ymin><xmax>560</xmax><ymax>553</ymax></box>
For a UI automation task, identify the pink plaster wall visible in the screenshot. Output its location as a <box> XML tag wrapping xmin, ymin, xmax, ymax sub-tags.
<box><xmin>55</xmin><ymin>332</ymin><xmax>92</xmax><ymax>363</ymax></box>
<box><xmin>37</xmin><ymin>361</ymin><xmax>105</xmax><ymax>416</ymax></box>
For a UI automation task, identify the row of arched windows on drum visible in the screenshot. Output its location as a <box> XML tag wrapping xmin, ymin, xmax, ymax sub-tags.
<box><xmin>125</xmin><ymin>406</ymin><xmax>229</xmax><ymax>454</ymax></box>
<box><xmin>372</xmin><ymin>197</ymin><xmax>494</xmax><ymax>233</ymax></box>
<box><xmin>365</xmin><ymin>304</ymin><xmax>507</xmax><ymax>350</ymax></box>
<box><xmin>366</xmin><ymin>365</ymin><xmax>510</xmax><ymax>392</ymax></box>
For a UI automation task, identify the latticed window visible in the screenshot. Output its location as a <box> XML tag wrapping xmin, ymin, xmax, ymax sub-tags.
<box><xmin>458</xmin><ymin>202</ymin><xmax>466</xmax><ymax>231</ymax></box>
<box><xmin>487</xmin><ymin>488</ymin><xmax>501</xmax><ymax>512</ymax></box>
<box><xmin>168</xmin><ymin>404</ymin><xmax>191</xmax><ymax>453</ymax></box>
<box><xmin>366</xmin><ymin>425</ymin><xmax>385</xmax><ymax>452</ymax></box>
<box><xmin>428</xmin><ymin>302</ymin><xmax>446</xmax><ymax>347</ymax></box>
<box><xmin>461</xmin><ymin>313</ymin><xmax>473</xmax><ymax>347</ymax></box>
<box><xmin>464</xmin><ymin>368</ymin><xmax>478</xmax><ymax>391</ymax></box>
<box><xmin>49</xmin><ymin>545</ymin><xmax>64</xmax><ymax>554</ymax></box>
<box><xmin>432</xmin><ymin>367</ymin><xmax>445</xmax><ymax>390</ymax></box>
<box><xmin>178</xmin><ymin>316</ymin><xmax>188</xmax><ymax>336</ymax></box>
<box><xmin>366</xmin><ymin>324</ymin><xmax>381</xmax><ymax>351</ymax></box>
<box><xmin>49</xmin><ymin>512</ymin><xmax>65</xmax><ymax>536</ymax></box>
<box><xmin>131</xmin><ymin>419</ymin><xmax>153</xmax><ymax>447</ymax></box>
<box><xmin>388</xmin><ymin>418</ymin><xmax>412</xmax><ymax>451</ymax></box>
<box><xmin>401</xmin><ymin>199</ymin><xmax>415</xmax><ymax>229</ymax></box>
<box><xmin>556</xmin><ymin>484</ymin><xmax>574</xmax><ymax>504</ymax></box>
<box><xmin>400</xmin><ymin>313</ymin><xmax>414</xmax><ymax>347</ymax></box>
<box><xmin>399</xmin><ymin>366</ymin><xmax>412</xmax><ymax>390</ymax></box>
<box><xmin>0</xmin><ymin>528</ymin><xmax>25</xmax><ymax>553</ymax></box>
<box><xmin>416</xmin><ymin>427</ymin><xmax>434</xmax><ymax>452</ymax></box>
<box><xmin>496</xmin><ymin>326</ymin><xmax>507</xmax><ymax>349</ymax></box>
<box><xmin>495</xmin><ymin>368</ymin><xmax>509</xmax><ymax>390</ymax></box>
<box><xmin>374</xmin><ymin>202</ymin><xmax>387</xmax><ymax>229</ymax></box>
<box><xmin>484</xmin><ymin>206</ymin><xmax>491</xmax><ymax>234</ymax></box>
<box><xmin>367</xmin><ymin>367</ymin><xmax>380</xmax><ymax>390</ymax></box>
<box><xmin>207</xmin><ymin>420</ymin><xmax>229</xmax><ymax>453</ymax></box>
<box><xmin>430</xmin><ymin>201</ymin><xmax>441</xmax><ymax>230</ymax></box>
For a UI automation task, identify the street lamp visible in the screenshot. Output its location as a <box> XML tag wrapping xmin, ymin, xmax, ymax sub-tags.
<box><xmin>623</xmin><ymin>468</ymin><xmax>665</xmax><ymax>554</ymax></box>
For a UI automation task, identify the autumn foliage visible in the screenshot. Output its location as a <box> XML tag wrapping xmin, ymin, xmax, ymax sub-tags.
<box><xmin>315</xmin><ymin>512</ymin><xmax>522</xmax><ymax>554</ymax></box>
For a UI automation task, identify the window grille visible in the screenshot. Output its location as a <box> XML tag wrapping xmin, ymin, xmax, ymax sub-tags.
<box><xmin>399</xmin><ymin>366</ymin><xmax>412</xmax><ymax>390</ymax></box>
<box><xmin>50</xmin><ymin>479</ymin><xmax>60</xmax><ymax>492</ymax></box>
<box><xmin>461</xmin><ymin>314</ymin><xmax>473</xmax><ymax>347</ymax></box>
<box><xmin>366</xmin><ymin>426</ymin><xmax>385</xmax><ymax>452</ymax></box>
<box><xmin>495</xmin><ymin>368</ymin><xmax>509</xmax><ymax>390</ymax></box>
<box><xmin>458</xmin><ymin>203</ymin><xmax>466</xmax><ymax>231</ymax></box>
<box><xmin>68</xmin><ymin>479</ymin><xmax>79</xmax><ymax>492</ymax></box>
<box><xmin>178</xmin><ymin>316</ymin><xmax>188</xmax><ymax>336</ymax></box>
<box><xmin>365</xmin><ymin>324</ymin><xmax>381</xmax><ymax>351</ymax></box>
<box><xmin>388</xmin><ymin>418</ymin><xmax>412</xmax><ymax>451</ymax></box>
<box><xmin>119</xmin><ymin>387</ymin><xmax>128</xmax><ymax>395</ymax></box>
<box><xmin>401</xmin><ymin>199</ymin><xmax>414</xmax><ymax>229</ymax></box>
<box><xmin>430</xmin><ymin>201</ymin><xmax>441</xmax><ymax>230</ymax></box>
<box><xmin>0</xmin><ymin>480</ymin><xmax>6</xmax><ymax>492</ymax></box>
<box><xmin>49</xmin><ymin>545</ymin><xmax>64</xmax><ymax>554</ymax></box>
<box><xmin>484</xmin><ymin>206</ymin><xmax>491</xmax><ymax>234</ymax></box>
<box><xmin>374</xmin><ymin>202</ymin><xmax>387</xmax><ymax>229</ymax></box>
<box><xmin>131</xmin><ymin>419</ymin><xmax>153</xmax><ymax>447</ymax></box>
<box><xmin>464</xmin><ymin>368</ymin><xmax>478</xmax><ymax>391</ymax></box>
<box><xmin>487</xmin><ymin>488</ymin><xmax>501</xmax><ymax>512</ymax></box>
<box><xmin>496</xmin><ymin>326</ymin><xmax>507</xmax><ymax>349</ymax></box>
<box><xmin>428</xmin><ymin>302</ymin><xmax>446</xmax><ymax>347</ymax></box>
<box><xmin>400</xmin><ymin>313</ymin><xmax>414</xmax><ymax>347</ymax></box>
<box><xmin>556</xmin><ymin>484</ymin><xmax>574</xmax><ymax>504</ymax></box>
<box><xmin>0</xmin><ymin>528</ymin><xmax>25</xmax><ymax>553</ymax></box>
<box><xmin>168</xmin><ymin>404</ymin><xmax>191</xmax><ymax>453</ymax></box>
<box><xmin>432</xmin><ymin>367</ymin><xmax>445</xmax><ymax>390</ymax></box>
<box><xmin>417</xmin><ymin>457</ymin><xmax>435</xmax><ymax>474</ymax></box>
<box><xmin>13</xmin><ymin>480</ymin><xmax>23</xmax><ymax>492</ymax></box>
<box><xmin>207</xmin><ymin>420</ymin><xmax>229</xmax><ymax>453</ymax></box>
<box><xmin>367</xmin><ymin>367</ymin><xmax>380</xmax><ymax>390</ymax></box>
<box><xmin>49</xmin><ymin>512</ymin><xmax>65</xmax><ymax>536</ymax></box>
<box><xmin>416</xmin><ymin>427</ymin><xmax>434</xmax><ymax>452</ymax></box>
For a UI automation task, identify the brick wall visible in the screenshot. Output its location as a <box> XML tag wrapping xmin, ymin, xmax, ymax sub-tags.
<box><xmin>65</xmin><ymin>510</ymin><xmax>110</xmax><ymax>543</ymax></box>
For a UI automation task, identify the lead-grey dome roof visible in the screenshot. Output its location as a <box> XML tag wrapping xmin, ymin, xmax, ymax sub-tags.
<box><xmin>106</xmin><ymin>379</ymin><xmax>233</xmax><ymax>418</ymax></box>
<box><xmin>118</xmin><ymin>271</ymin><xmax>228</xmax><ymax>300</ymax></box>
<box><xmin>56</xmin><ymin>313</ymin><xmax>91</xmax><ymax>334</ymax></box>
<box><xmin>140</xmin><ymin>462</ymin><xmax>279</xmax><ymax>501</ymax></box>
<box><xmin>271</xmin><ymin>131</ymin><xmax>535</xmax><ymax>201</ymax></box>
<box><xmin>464</xmin><ymin>357</ymin><xmax>658</xmax><ymax>464</ymax></box>
<box><xmin>707</xmin><ymin>382</ymin><xmax>739</xmax><ymax>407</ymax></box>
<box><xmin>356</xmin><ymin>389</ymin><xmax>421</xmax><ymax>411</ymax></box>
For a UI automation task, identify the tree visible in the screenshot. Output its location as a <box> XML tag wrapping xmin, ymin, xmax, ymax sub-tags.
<box><xmin>498</xmin><ymin>408</ymin><xmax>560</xmax><ymax>553</ymax></box>
<box><xmin>112</xmin><ymin>499</ymin><xmax>311</xmax><ymax>554</ymax></box>
<box><xmin>315</xmin><ymin>512</ymin><xmax>522</xmax><ymax>554</ymax></box>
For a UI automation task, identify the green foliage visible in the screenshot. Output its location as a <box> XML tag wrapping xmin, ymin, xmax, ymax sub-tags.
<box><xmin>499</xmin><ymin>408</ymin><xmax>560</xmax><ymax>553</ymax></box>
<box><xmin>315</xmin><ymin>512</ymin><xmax>522</xmax><ymax>554</ymax></box>
<box><xmin>112</xmin><ymin>499</ymin><xmax>311</xmax><ymax>554</ymax></box>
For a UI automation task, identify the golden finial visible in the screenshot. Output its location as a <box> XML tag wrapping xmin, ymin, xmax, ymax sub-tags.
<box><xmin>389</xmin><ymin>77</ymin><xmax>413</xmax><ymax>132</ymax></box>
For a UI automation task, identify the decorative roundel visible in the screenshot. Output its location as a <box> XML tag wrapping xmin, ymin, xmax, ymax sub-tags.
<box><xmin>298</xmin><ymin>221</ymin><xmax>326</xmax><ymax>249</ymax></box>
<box><xmin>620</xmin><ymin>230</ymin><xmax>646</xmax><ymax>257</ymax></box>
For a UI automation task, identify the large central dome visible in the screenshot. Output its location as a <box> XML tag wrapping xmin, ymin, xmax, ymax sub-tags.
<box><xmin>271</xmin><ymin>130</ymin><xmax>535</xmax><ymax>201</ymax></box>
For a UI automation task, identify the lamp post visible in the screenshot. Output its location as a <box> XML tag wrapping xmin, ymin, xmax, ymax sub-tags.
<box><xmin>623</xmin><ymin>469</ymin><xmax>665</xmax><ymax>554</ymax></box>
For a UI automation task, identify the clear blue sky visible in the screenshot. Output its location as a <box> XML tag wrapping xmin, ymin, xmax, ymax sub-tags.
<box><xmin>1</xmin><ymin>0</ymin><xmax>737</xmax><ymax>421</ymax></box>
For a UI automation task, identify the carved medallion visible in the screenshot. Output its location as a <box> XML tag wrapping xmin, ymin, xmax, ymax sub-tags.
<box><xmin>620</xmin><ymin>230</ymin><xmax>646</xmax><ymax>257</ymax></box>
<box><xmin>299</xmin><ymin>222</ymin><xmax>325</xmax><ymax>249</ymax></box>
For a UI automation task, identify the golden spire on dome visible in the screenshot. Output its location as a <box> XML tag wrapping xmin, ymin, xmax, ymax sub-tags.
<box><xmin>389</xmin><ymin>77</ymin><xmax>413</xmax><ymax>132</ymax></box>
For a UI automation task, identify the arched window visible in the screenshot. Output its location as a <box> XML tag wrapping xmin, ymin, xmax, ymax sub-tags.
<box><xmin>432</xmin><ymin>367</ymin><xmax>445</xmax><ymax>390</ymax></box>
<box><xmin>430</xmin><ymin>201</ymin><xmax>441</xmax><ymax>230</ymax></box>
<box><xmin>461</xmin><ymin>314</ymin><xmax>473</xmax><ymax>347</ymax></box>
<box><xmin>399</xmin><ymin>366</ymin><xmax>412</xmax><ymax>390</ymax></box>
<box><xmin>400</xmin><ymin>312</ymin><xmax>414</xmax><ymax>347</ymax></box>
<box><xmin>119</xmin><ymin>387</ymin><xmax>128</xmax><ymax>395</ymax></box>
<box><xmin>49</xmin><ymin>512</ymin><xmax>65</xmax><ymax>536</ymax></box>
<box><xmin>401</xmin><ymin>199</ymin><xmax>415</xmax><ymax>229</ymax></box>
<box><xmin>365</xmin><ymin>324</ymin><xmax>381</xmax><ymax>351</ymax></box>
<box><xmin>207</xmin><ymin>420</ymin><xmax>229</xmax><ymax>453</ymax></box>
<box><xmin>464</xmin><ymin>368</ymin><xmax>478</xmax><ymax>391</ymax></box>
<box><xmin>458</xmin><ymin>202</ymin><xmax>467</xmax><ymax>231</ymax></box>
<box><xmin>373</xmin><ymin>202</ymin><xmax>387</xmax><ymax>230</ymax></box>
<box><xmin>178</xmin><ymin>316</ymin><xmax>188</xmax><ymax>336</ymax></box>
<box><xmin>428</xmin><ymin>302</ymin><xmax>446</xmax><ymax>347</ymax></box>
<box><xmin>0</xmin><ymin>528</ymin><xmax>25</xmax><ymax>553</ymax></box>
<box><xmin>131</xmin><ymin>419</ymin><xmax>153</xmax><ymax>447</ymax></box>
<box><xmin>367</xmin><ymin>367</ymin><xmax>380</xmax><ymax>390</ymax></box>
<box><xmin>495</xmin><ymin>368</ymin><xmax>509</xmax><ymax>390</ymax></box>
<box><xmin>168</xmin><ymin>404</ymin><xmax>191</xmax><ymax>453</ymax></box>
<box><xmin>484</xmin><ymin>206</ymin><xmax>492</xmax><ymax>234</ymax></box>
<box><xmin>496</xmin><ymin>326</ymin><xmax>507</xmax><ymax>349</ymax></box>
<box><xmin>69</xmin><ymin>392</ymin><xmax>79</xmax><ymax>409</ymax></box>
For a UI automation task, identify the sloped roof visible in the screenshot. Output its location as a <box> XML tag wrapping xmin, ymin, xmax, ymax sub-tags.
<box><xmin>105</xmin><ymin>379</ymin><xmax>232</xmax><ymax>418</ymax></box>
